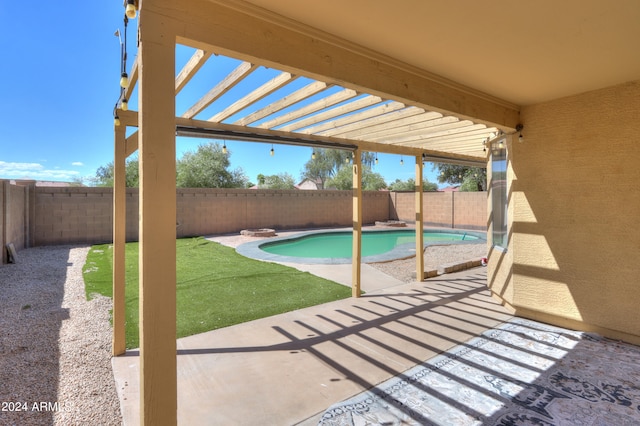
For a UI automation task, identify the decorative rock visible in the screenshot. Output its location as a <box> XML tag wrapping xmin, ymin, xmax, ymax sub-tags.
<box><xmin>374</xmin><ymin>220</ymin><xmax>407</xmax><ymax>227</ymax></box>
<box><xmin>240</xmin><ymin>228</ymin><xmax>276</xmax><ymax>237</ymax></box>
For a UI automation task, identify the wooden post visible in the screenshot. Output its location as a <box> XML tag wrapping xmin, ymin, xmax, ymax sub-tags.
<box><xmin>113</xmin><ymin>125</ymin><xmax>127</xmax><ymax>356</ymax></box>
<box><xmin>415</xmin><ymin>156</ymin><xmax>424</xmax><ymax>281</ymax></box>
<box><xmin>352</xmin><ymin>149</ymin><xmax>362</xmax><ymax>297</ymax></box>
<box><xmin>138</xmin><ymin>9</ymin><xmax>178</xmax><ymax>426</ymax></box>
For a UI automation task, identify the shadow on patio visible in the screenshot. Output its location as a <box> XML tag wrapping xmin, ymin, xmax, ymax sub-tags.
<box><xmin>112</xmin><ymin>269</ymin><xmax>640</xmax><ymax>425</ymax></box>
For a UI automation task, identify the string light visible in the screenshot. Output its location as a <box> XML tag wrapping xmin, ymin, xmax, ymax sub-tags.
<box><xmin>114</xmin><ymin>114</ymin><xmax>121</xmax><ymax>126</ymax></box>
<box><xmin>375</xmin><ymin>155</ymin><xmax>378</xmax><ymax>165</ymax></box>
<box><xmin>120</xmin><ymin>72</ymin><xmax>129</xmax><ymax>89</ymax></box>
<box><xmin>121</xmin><ymin>98</ymin><xmax>128</xmax><ymax>111</ymax></box>
<box><xmin>222</xmin><ymin>142</ymin><xmax>227</xmax><ymax>155</ymax></box>
<box><xmin>270</xmin><ymin>145</ymin><xmax>274</xmax><ymax>156</ymax></box>
<box><xmin>312</xmin><ymin>150</ymin><xmax>316</xmax><ymax>160</ymax></box>
<box><xmin>400</xmin><ymin>156</ymin><xmax>404</xmax><ymax>166</ymax></box>
<box><xmin>125</xmin><ymin>0</ymin><xmax>137</xmax><ymax>19</ymax></box>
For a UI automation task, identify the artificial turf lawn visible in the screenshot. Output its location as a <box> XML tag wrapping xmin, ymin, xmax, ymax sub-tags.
<box><xmin>83</xmin><ymin>237</ymin><xmax>352</xmax><ymax>349</ymax></box>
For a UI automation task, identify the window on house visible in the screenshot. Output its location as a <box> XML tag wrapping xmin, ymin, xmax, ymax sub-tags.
<box><xmin>491</xmin><ymin>139</ymin><xmax>508</xmax><ymax>249</ymax></box>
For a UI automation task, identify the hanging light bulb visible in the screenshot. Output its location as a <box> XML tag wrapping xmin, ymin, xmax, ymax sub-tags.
<box><xmin>121</xmin><ymin>98</ymin><xmax>128</xmax><ymax>111</ymax></box>
<box><xmin>375</xmin><ymin>155</ymin><xmax>378</xmax><ymax>165</ymax></box>
<box><xmin>125</xmin><ymin>0</ymin><xmax>137</xmax><ymax>19</ymax></box>
<box><xmin>270</xmin><ymin>145</ymin><xmax>274</xmax><ymax>156</ymax></box>
<box><xmin>345</xmin><ymin>156</ymin><xmax>350</xmax><ymax>164</ymax></box>
<box><xmin>312</xmin><ymin>150</ymin><xmax>316</xmax><ymax>160</ymax></box>
<box><xmin>400</xmin><ymin>156</ymin><xmax>404</xmax><ymax>166</ymax></box>
<box><xmin>222</xmin><ymin>143</ymin><xmax>227</xmax><ymax>155</ymax></box>
<box><xmin>498</xmin><ymin>139</ymin><xmax>505</xmax><ymax>149</ymax></box>
<box><xmin>114</xmin><ymin>115</ymin><xmax>121</xmax><ymax>126</ymax></box>
<box><xmin>120</xmin><ymin>72</ymin><xmax>129</xmax><ymax>89</ymax></box>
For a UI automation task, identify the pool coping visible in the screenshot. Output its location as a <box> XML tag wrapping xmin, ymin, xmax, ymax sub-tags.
<box><xmin>235</xmin><ymin>228</ymin><xmax>486</xmax><ymax>265</ymax></box>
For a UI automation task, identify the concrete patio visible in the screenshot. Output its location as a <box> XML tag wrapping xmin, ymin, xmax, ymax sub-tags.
<box><xmin>112</xmin><ymin>269</ymin><xmax>516</xmax><ymax>425</ymax></box>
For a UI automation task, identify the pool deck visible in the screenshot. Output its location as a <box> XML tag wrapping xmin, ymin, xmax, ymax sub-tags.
<box><xmin>112</xmin><ymin>268</ymin><xmax>512</xmax><ymax>425</ymax></box>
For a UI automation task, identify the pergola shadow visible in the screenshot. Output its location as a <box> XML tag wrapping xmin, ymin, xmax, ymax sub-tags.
<box><xmin>113</xmin><ymin>270</ymin><xmax>519</xmax><ymax>425</ymax></box>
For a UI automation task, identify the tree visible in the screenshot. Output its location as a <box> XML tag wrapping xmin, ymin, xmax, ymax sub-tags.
<box><xmin>301</xmin><ymin>148</ymin><xmax>376</xmax><ymax>189</ymax></box>
<box><xmin>257</xmin><ymin>173</ymin><xmax>296</xmax><ymax>189</ymax></box>
<box><xmin>176</xmin><ymin>142</ymin><xmax>248</xmax><ymax>188</ymax></box>
<box><xmin>388</xmin><ymin>178</ymin><xmax>438</xmax><ymax>192</ymax></box>
<box><xmin>91</xmin><ymin>154</ymin><xmax>139</xmax><ymax>187</ymax></box>
<box><xmin>433</xmin><ymin>163</ymin><xmax>486</xmax><ymax>191</ymax></box>
<box><xmin>326</xmin><ymin>164</ymin><xmax>387</xmax><ymax>190</ymax></box>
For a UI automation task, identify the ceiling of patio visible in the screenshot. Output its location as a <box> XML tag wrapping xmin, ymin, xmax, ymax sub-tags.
<box><xmin>240</xmin><ymin>0</ymin><xmax>640</xmax><ymax>106</ymax></box>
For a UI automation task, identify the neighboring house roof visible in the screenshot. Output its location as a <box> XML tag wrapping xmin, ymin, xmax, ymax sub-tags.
<box><xmin>9</xmin><ymin>179</ymin><xmax>81</xmax><ymax>187</ymax></box>
<box><xmin>295</xmin><ymin>178</ymin><xmax>322</xmax><ymax>190</ymax></box>
<box><xmin>440</xmin><ymin>185</ymin><xmax>460</xmax><ymax>192</ymax></box>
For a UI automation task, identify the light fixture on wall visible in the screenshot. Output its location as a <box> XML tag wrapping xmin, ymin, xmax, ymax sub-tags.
<box><xmin>270</xmin><ymin>144</ymin><xmax>274</xmax><ymax>156</ymax></box>
<box><xmin>516</xmin><ymin>124</ymin><xmax>524</xmax><ymax>143</ymax></box>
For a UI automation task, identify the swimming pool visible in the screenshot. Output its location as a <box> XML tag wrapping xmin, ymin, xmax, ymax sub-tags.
<box><xmin>236</xmin><ymin>229</ymin><xmax>485</xmax><ymax>264</ymax></box>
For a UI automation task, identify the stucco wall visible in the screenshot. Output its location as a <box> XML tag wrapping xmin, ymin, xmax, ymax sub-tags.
<box><xmin>489</xmin><ymin>80</ymin><xmax>640</xmax><ymax>344</ymax></box>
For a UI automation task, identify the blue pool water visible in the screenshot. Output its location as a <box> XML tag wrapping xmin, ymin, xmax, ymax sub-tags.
<box><xmin>259</xmin><ymin>230</ymin><xmax>480</xmax><ymax>259</ymax></box>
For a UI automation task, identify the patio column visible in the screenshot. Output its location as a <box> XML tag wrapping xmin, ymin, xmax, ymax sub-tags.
<box><xmin>112</xmin><ymin>124</ymin><xmax>127</xmax><ymax>356</ymax></box>
<box><xmin>415</xmin><ymin>156</ymin><xmax>424</xmax><ymax>281</ymax></box>
<box><xmin>138</xmin><ymin>8</ymin><xmax>177</xmax><ymax>425</ymax></box>
<box><xmin>352</xmin><ymin>149</ymin><xmax>362</xmax><ymax>297</ymax></box>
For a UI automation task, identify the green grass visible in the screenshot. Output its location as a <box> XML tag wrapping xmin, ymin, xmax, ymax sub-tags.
<box><xmin>83</xmin><ymin>237</ymin><xmax>352</xmax><ymax>349</ymax></box>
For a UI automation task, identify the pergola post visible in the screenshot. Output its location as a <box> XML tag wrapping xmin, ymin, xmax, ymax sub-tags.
<box><xmin>138</xmin><ymin>9</ymin><xmax>178</xmax><ymax>426</ymax></box>
<box><xmin>415</xmin><ymin>156</ymin><xmax>424</xmax><ymax>282</ymax></box>
<box><xmin>112</xmin><ymin>125</ymin><xmax>127</xmax><ymax>356</ymax></box>
<box><xmin>352</xmin><ymin>149</ymin><xmax>362</xmax><ymax>297</ymax></box>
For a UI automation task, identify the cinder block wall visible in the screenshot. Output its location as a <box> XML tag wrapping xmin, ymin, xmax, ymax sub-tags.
<box><xmin>28</xmin><ymin>187</ymin><xmax>486</xmax><ymax>246</ymax></box>
<box><xmin>1</xmin><ymin>180</ymin><xmax>35</xmax><ymax>263</ymax></box>
<box><xmin>6</xmin><ymin>184</ymin><xmax>27</xmax><ymax>250</ymax></box>
<box><xmin>489</xmin><ymin>80</ymin><xmax>640</xmax><ymax>344</ymax></box>
<box><xmin>390</xmin><ymin>191</ymin><xmax>486</xmax><ymax>230</ymax></box>
<box><xmin>34</xmin><ymin>188</ymin><xmax>114</xmax><ymax>245</ymax></box>
<box><xmin>33</xmin><ymin>188</ymin><xmax>391</xmax><ymax>245</ymax></box>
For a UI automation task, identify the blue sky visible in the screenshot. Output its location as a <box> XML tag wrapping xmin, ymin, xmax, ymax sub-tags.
<box><xmin>0</xmin><ymin>3</ymin><xmax>440</xmax><ymax>187</ymax></box>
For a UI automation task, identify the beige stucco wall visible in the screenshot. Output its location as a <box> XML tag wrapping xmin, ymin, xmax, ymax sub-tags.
<box><xmin>488</xmin><ymin>80</ymin><xmax>640</xmax><ymax>344</ymax></box>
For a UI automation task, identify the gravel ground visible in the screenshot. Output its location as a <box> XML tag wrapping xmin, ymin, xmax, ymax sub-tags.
<box><xmin>0</xmin><ymin>246</ymin><xmax>121</xmax><ymax>426</ymax></box>
<box><xmin>369</xmin><ymin>243</ymin><xmax>487</xmax><ymax>282</ymax></box>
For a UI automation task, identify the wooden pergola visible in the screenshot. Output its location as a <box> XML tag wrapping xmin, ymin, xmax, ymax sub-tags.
<box><xmin>112</xmin><ymin>0</ymin><xmax>519</xmax><ymax>424</ymax></box>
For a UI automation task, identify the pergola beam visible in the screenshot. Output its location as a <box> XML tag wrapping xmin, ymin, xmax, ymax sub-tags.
<box><xmin>157</xmin><ymin>0</ymin><xmax>519</xmax><ymax>130</ymax></box>
<box><xmin>175</xmin><ymin>49</ymin><xmax>212</xmax><ymax>94</ymax></box>
<box><xmin>208</xmin><ymin>72</ymin><xmax>296</xmax><ymax>122</ymax></box>
<box><xmin>300</xmin><ymin>101</ymin><xmax>405</xmax><ymax>135</ymax></box>
<box><xmin>277</xmin><ymin>95</ymin><xmax>383</xmax><ymax>132</ymax></box>
<box><xmin>257</xmin><ymin>88</ymin><xmax>357</xmax><ymax>130</ymax></box>
<box><xmin>118</xmin><ymin>110</ymin><xmax>488</xmax><ymax>163</ymax></box>
<box><xmin>182</xmin><ymin>61</ymin><xmax>257</xmax><ymax>119</ymax></box>
<box><xmin>233</xmin><ymin>80</ymin><xmax>328</xmax><ymax>126</ymax></box>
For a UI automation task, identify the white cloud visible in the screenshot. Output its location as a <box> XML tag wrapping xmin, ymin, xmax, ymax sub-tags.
<box><xmin>0</xmin><ymin>161</ymin><xmax>80</xmax><ymax>181</ymax></box>
<box><xmin>72</xmin><ymin>161</ymin><xmax>84</xmax><ymax>166</ymax></box>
